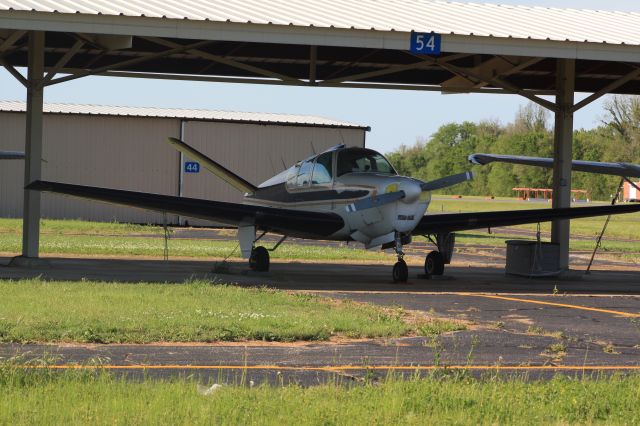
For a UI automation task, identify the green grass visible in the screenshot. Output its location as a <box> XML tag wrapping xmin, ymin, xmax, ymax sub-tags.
<box><xmin>2</xmin><ymin>368</ymin><xmax>640</xmax><ymax>425</ymax></box>
<box><xmin>431</xmin><ymin>197</ymin><xmax>640</xmax><ymax>241</ymax></box>
<box><xmin>0</xmin><ymin>232</ymin><xmax>392</xmax><ymax>261</ymax></box>
<box><xmin>0</xmin><ymin>279</ymin><xmax>463</xmax><ymax>343</ymax></box>
<box><xmin>2</xmin><ymin>203</ymin><xmax>639</xmax><ymax>263</ymax></box>
<box><xmin>0</xmin><ymin>218</ymin><xmax>163</xmax><ymax>236</ymax></box>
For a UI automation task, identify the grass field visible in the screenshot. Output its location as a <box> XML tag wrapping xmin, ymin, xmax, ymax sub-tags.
<box><xmin>431</xmin><ymin>197</ymin><xmax>640</xmax><ymax>240</ymax></box>
<box><xmin>1</xmin><ymin>197</ymin><xmax>639</xmax><ymax>263</ymax></box>
<box><xmin>0</xmin><ymin>279</ymin><xmax>462</xmax><ymax>343</ymax></box>
<box><xmin>2</xmin><ymin>368</ymin><xmax>640</xmax><ymax>425</ymax></box>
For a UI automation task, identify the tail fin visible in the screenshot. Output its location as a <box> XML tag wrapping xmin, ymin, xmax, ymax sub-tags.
<box><xmin>167</xmin><ymin>137</ymin><xmax>257</xmax><ymax>194</ymax></box>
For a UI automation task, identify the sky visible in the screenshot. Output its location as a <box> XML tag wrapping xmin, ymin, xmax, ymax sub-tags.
<box><xmin>1</xmin><ymin>0</ymin><xmax>638</xmax><ymax>154</ymax></box>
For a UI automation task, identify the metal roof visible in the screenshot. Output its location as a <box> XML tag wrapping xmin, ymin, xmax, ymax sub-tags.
<box><xmin>0</xmin><ymin>0</ymin><xmax>639</xmax><ymax>46</ymax></box>
<box><xmin>0</xmin><ymin>101</ymin><xmax>368</xmax><ymax>129</ymax></box>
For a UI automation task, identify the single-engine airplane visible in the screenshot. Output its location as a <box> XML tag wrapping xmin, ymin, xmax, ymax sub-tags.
<box><xmin>27</xmin><ymin>139</ymin><xmax>640</xmax><ymax>282</ymax></box>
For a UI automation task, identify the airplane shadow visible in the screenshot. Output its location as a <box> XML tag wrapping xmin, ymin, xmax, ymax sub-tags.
<box><xmin>1</xmin><ymin>256</ymin><xmax>639</xmax><ymax>294</ymax></box>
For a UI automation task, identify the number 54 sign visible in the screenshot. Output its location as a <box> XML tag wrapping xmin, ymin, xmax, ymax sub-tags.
<box><xmin>410</xmin><ymin>32</ymin><xmax>441</xmax><ymax>55</ymax></box>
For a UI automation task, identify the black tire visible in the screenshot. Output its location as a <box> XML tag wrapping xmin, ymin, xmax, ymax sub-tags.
<box><xmin>392</xmin><ymin>260</ymin><xmax>409</xmax><ymax>283</ymax></box>
<box><xmin>424</xmin><ymin>251</ymin><xmax>445</xmax><ymax>276</ymax></box>
<box><xmin>249</xmin><ymin>246</ymin><xmax>270</xmax><ymax>272</ymax></box>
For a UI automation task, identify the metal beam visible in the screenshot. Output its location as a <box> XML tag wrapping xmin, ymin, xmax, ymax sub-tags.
<box><xmin>441</xmin><ymin>56</ymin><xmax>543</xmax><ymax>91</ymax></box>
<box><xmin>309</xmin><ymin>45</ymin><xmax>317</xmax><ymax>85</ymax></box>
<box><xmin>45</xmin><ymin>40</ymin><xmax>215</xmax><ymax>86</ymax></box>
<box><xmin>571</xmin><ymin>65</ymin><xmax>640</xmax><ymax>113</ymax></box>
<box><xmin>43</xmin><ymin>39</ymin><xmax>84</xmax><ymax>82</ymax></box>
<box><xmin>0</xmin><ymin>30</ymin><xmax>28</xmax><ymax>86</ymax></box>
<box><xmin>143</xmin><ymin>37</ymin><xmax>302</xmax><ymax>84</ymax></box>
<box><xmin>58</xmin><ymin>68</ymin><xmax>554</xmax><ymax>95</ymax></box>
<box><xmin>438</xmin><ymin>60</ymin><xmax>559</xmax><ymax>112</ymax></box>
<box><xmin>322</xmin><ymin>53</ymin><xmax>471</xmax><ymax>85</ymax></box>
<box><xmin>321</xmin><ymin>59</ymin><xmax>433</xmax><ymax>85</ymax></box>
<box><xmin>551</xmin><ymin>58</ymin><xmax>575</xmax><ymax>271</ymax></box>
<box><xmin>21</xmin><ymin>31</ymin><xmax>45</xmax><ymax>259</ymax></box>
<box><xmin>0</xmin><ymin>30</ymin><xmax>26</xmax><ymax>52</ymax></box>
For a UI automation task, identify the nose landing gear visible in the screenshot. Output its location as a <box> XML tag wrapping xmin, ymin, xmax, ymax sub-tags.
<box><xmin>392</xmin><ymin>232</ymin><xmax>409</xmax><ymax>283</ymax></box>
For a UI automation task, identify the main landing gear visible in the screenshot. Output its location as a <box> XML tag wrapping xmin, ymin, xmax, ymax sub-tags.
<box><xmin>392</xmin><ymin>232</ymin><xmax>409</xmax><ymax>283</ymax></box>
<box><xmin>423</xmin><ymin>233</ymin><xmax>455</xmax><ymax>276</ymax></box>
<box><xmin>248</xmin><ymin>233</ymin><xmax>287</xmax><ymax>273</ymax></box>
<box><xmin>249</xmin><ymin>246</ymin><xmax>270</xmax><ymax>272</ymax></box>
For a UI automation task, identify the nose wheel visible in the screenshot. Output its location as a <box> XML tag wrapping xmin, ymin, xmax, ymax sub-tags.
<box><xmin>392</xmin><ymin>259</ymin><xmax>408</xmax><ymax>283</ymax></box>
<box><xmin>391</xmin><ymin>232</ymin><xmax>409</xmax><ymax>283</ymax></box>
<box><xmin>249</xmin><ymin>246</ymin><xmax>270</xmax><ymax>272</ymax></box>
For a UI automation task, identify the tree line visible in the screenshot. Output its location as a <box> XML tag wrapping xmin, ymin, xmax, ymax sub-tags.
<box><xmin>385</xmin><ymin>96</ymin><xmax>640</xmax><ymax>201</ymax></box>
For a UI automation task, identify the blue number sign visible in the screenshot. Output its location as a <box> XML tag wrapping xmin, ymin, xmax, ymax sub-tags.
<box><xmin>184</xmin><ymin>161</ymin><xmax>200</xmax><ymax>173</ymax></box>
<box><xmin>410</xmin><ymin>32</ymin><xmax>441</xmax><ymax>55</ymax></box>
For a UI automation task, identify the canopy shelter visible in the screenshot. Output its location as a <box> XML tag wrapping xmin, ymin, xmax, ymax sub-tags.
<box><xmin>2</xmin><ymin>0</ymin><xmax>640</xmax><ymax>270</ymax></box>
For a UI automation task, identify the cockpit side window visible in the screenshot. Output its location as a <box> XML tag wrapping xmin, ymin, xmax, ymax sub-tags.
<box><xmin>286</xmin><ymin>164</ymin><xmax>300</xmax><ymax>188</ymax></box>
<box><xmin>295</xmin><ymin>161</ymin><xmax>314</xmax><ymax>187</ymax></box>
<box><xmin>311</xmin><ymin>152</ymin><xmax>333</xmax><ymax>185</ymax></box>
<box><xmin>336</xmin><ymin>149</ymin><xmax>397</xmax><ymax>176</ymax></box>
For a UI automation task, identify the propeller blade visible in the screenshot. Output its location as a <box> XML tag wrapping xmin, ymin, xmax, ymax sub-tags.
<box><xmin>420</xmin><ymin>171</ymin><xmax>474</xmax><ymax>192</ymax></box>
<box><xmin>346</xmin><ymin>190</ymin><xmax>405</xmax><ymax>212</ymax></box>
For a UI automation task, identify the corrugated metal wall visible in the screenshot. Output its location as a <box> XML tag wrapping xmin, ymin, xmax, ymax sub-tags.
<box><xmin>0</xmin><ymin>112</ymin><xmax>180</xmax><ymax>224</ymax></box>
<box><xmin>0</xmin><ymin>112</ymin><xmax>365</xmax><ymax>225</ymax></box>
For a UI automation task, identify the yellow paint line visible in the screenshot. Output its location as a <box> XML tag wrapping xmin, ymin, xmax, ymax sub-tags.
<box><xmin>17</xmin><ymin>364</ymin><xmax>640</xmax><ymax>371</ymax></box>
<box><xmin>458</xmin><ymin>293</ymin><xmax>640</xmax><ymax>318</ymax></box>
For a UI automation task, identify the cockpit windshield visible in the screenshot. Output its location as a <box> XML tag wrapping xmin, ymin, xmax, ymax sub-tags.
<box><xmin>336</xmin><ymin>148</ymin><xmax>397</xmax><ymax>176</ymax></box>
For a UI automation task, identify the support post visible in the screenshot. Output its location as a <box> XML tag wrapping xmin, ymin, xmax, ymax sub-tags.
<box><xmin>21</xmin><ymin>31</ymin><xmax>45</xmax><ymax>259</ymax></box>
<box><xmin>551</xmin><ymin>59</ymin><xmax>575</xmax><ymax>271</ymax></box>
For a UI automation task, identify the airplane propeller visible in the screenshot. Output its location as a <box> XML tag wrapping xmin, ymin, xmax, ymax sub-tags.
<box><xmin>420</xmin><ymin>171</ymin><xmax>474</xmax><ymax>192</ymax></box>
<box><xmin>346</xmin><ymin>171</ymin><xmax>474</xmax><ymax>212</ymax></box>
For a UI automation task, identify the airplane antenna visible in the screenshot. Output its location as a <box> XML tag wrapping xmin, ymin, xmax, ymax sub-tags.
<box><xmin>281</xmin><ymin>157</ymin><xmax>287</xmax><ymax>171</ymax></box>
<box><xmin>338</xmin><ymin>130</ymin><xmax>346</xmax><ymax>145</ymax></box>
<box><xmin>268</xmin><ymin>155</ymin><xmax>276</xmax><ymax>176</ymax></box>
<box><xmin>310</xmin><ymin>141</ymin><xmax>317</xmax><ymax>155</ymax></box>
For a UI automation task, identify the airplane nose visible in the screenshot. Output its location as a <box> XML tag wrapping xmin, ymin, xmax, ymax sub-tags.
<box><xmin>398</xmin><ymin>181</ymin><xmax>422</xmax><ymax>204</ymax></box>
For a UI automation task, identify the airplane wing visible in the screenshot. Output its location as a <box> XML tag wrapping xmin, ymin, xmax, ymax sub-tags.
<box><xmin>413</xmin><ymin>204</ymin><xmax>640</xmax><ymax>235</ymax></box>
<box><xmin>0</xmin><ymin>151</ymin><xmax>25</xmax><ymax>160</ymax></box>
<box><xmin>27</xmin><ymin>180</ymin><xmax>344</xmax><ymax>239</ymax></box>
<box><xmin>469</xmin><ymin>153</ymin><xmax>640</xmax><ymax>178</ymax></box>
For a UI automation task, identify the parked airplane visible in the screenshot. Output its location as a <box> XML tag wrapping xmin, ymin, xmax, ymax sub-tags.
<box><xmin>0</xmin><ymin>151</ymin><xmax>25</xmax><ymax>160</ymax></box>
<box><xmin>27</xmin><ymin>139</ymin><xmax>640</xmax><ymax>282</ymax></box>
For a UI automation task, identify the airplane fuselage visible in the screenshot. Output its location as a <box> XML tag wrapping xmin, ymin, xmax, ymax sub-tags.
<box><xmin>243</xmin><ymin>146</ymin><xmax>431</xmax><ymax>248</ymax></box>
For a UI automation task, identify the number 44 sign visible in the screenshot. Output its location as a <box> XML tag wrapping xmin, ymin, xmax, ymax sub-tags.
<box><xmin>184</xmin><ymin>161</ymin><xmax>200</xmax><ymax>173</ymax></box>
<box><xmin>410</xmin><ymin>32</ymin><xmax>441</xmax><ymax>56</ymax></box>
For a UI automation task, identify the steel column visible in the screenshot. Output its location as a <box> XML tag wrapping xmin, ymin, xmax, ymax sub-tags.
<box><xmin>21</xmin><ymin>31</ymin><xmax>45</xmax><ymax>258</ymax></box>
<box><xmin>551</xmin><ymin>59</ymin><xmax>575</xmax><ymax>270</ymax></box>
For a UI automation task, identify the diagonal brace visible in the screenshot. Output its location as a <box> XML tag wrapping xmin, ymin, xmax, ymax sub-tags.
<box><xmin>571</xmin><ymin>65</ymin><xmax>640</xmax><ymax>113</ymax></box>
<box><xmin>44</xmin><ymin>39</ymin><xmax>85</xmax><ymax>82</ymax></box>
<box><xmin>438</xmin><ymin>60</ymin><xmax>558</xmax><ymax>112</ymax></box>
<box><xmin>143</xmin><ymin>37</ymin><xmax>302</xmax><ymax>84</ymax></box>
<box><xmin>0</xmin><ymin>56</ymin><xmax>27</xmax><ymax>87</ymax></box>
<box><xmin>45</xmin><ymin>40</ymin><xmax>216</xmax><ymax>86</ymax></box>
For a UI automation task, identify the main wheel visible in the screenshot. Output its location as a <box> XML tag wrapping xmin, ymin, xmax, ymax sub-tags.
<box><xmin>424</xmin><ymin>251</ymin><xmax>445</xmax><ymax>276</ymax></box>
<box><xmin>392</xmin><ymin>259</ymin><xmax>409</xmax><ymax>283</ymax></box>
<box><xmin>249</xmin><ymin>246</ymin><xmax>270</xmax><ymax>272</ymax></box>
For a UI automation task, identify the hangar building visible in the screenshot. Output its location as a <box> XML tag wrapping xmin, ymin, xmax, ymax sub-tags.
<box><xmin>0</xmin><ymin>101</ymin><xmax>367</xmax><ymax>225</ymax></box>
